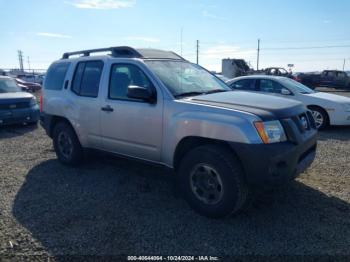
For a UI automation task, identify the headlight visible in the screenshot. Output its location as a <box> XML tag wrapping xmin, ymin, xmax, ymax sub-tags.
<box><xmin>29</xmin><ymin>97</ymin><xmax>37</xmax><ymax>106</ymax></box>
<box><xmin>342</xmin><ymin>103</ymin><xmax>350</xmax><ymax>112</ymax></box>
<box><xmin>254</xmin><ymin>120</ymin><xmax>287</xmax><ymax>144</ymax></box>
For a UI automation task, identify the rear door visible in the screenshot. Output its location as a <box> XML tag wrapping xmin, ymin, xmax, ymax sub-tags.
<box><xmin>67</xmin><ymin>60</ymin><xmax>104</xmax><ymax>148</ymax></box>
<box><xmin>99</xmin><ymin>61</ymin><xmax>163</xmax><ymax>162</ymax></box>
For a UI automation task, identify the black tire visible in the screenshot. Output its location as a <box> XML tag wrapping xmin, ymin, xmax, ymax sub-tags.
<box><xmin>308</xmin><ymin>106</ymin><xmax>329</xmax><ymax>130</ymax></box>
<box><xmin>178</xmin><ymin>144</ymin><xmax>249</xmax><ymax>218</ymax></box>
<box><xmin>52</xmin><ymin>121</ymin><xmax>83</xmax><ymax>166</ymax></box>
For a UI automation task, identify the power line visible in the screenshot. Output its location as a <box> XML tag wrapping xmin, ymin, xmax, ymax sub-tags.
<box><xmin>262</xmin><ymin>44</ymin><xmax>350</xmax><ymax>51</ymax></box>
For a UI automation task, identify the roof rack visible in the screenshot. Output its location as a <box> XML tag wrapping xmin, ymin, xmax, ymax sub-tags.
<box><xmin>61</xmin><ymin>46</ymin><xmax>186</xmax><ymax>61</ymax></box>
<box><xmin>62</xmin><ymin>46</ymin><xmax>142</xmax><ymax>59</ymax></box>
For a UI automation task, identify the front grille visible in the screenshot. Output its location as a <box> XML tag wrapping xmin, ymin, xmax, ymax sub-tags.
<box><xmin>0</xmin><ymin>102</ymin><xmax>30</xmax><ymax>110</ymax></box>
<box><xmin>291</xmin><ymin>112</ymin><xmax>315</xmax><ymax>133</ymax></box>
<box><xmin>281</xmin><ymin>110</ymin><xmax>316</xmax><ymax>144</ymax></box>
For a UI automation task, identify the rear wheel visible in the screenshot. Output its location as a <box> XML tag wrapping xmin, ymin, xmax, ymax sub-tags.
<box><xmin>309</xmin><ymin>106</ymin><xmax>329</xmax><ymax>130</ymax></box>
<box><xmin>178</xmin><ymin>145</ymin><xmax>249</xmax><ymax>218</ymax></box>
<box><xmin>53</xmin><ymin>121</ymin><xmax>83</xmax><ymax>166</ymax></box>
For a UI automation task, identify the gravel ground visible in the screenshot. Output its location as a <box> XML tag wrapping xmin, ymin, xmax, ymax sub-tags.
<box><xmin>0</xmin><ymin>93</ymin><xmax>350</xmax><ymax>260</ymax></box>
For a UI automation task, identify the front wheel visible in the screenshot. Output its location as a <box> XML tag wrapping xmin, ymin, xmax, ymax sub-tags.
<box><xmin>309</xmin><ymin>106</ymin><xmax>329</xmax><ymax>130</ymax></box>
<box><xmin>178</xmin><ymin>145</ymin><xmax>249</xmax><ymax>218</ymax></box>
<box><xmin>53</xmin><ymin>121</ymin><xmax>83</xmax><ymax>166</ymax></box>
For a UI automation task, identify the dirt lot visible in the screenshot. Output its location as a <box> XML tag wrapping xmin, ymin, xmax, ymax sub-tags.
<box><xmin>0</xmin><ymin>93</ymin><xmax>350</xmax><ymax>260</ymax></box>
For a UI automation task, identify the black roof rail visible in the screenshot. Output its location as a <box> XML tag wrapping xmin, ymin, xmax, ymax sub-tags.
<box><xmin>62</xmin><ymin>46</ymin><xmax>142</xmax><ymax>59</ymax></box>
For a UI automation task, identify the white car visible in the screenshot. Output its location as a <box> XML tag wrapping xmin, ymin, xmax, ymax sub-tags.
<box><xmin>227</xmin><ymin>75</ymin><xmax>350</xmax><ymax>129</ymax></box>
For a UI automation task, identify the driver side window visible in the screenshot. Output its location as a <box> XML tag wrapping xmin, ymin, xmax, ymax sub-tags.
<box><xmin>109</xmin><ymin>64</ymin><xmax>154</xmax><ymax>101</ymax></box>
<box><xmin>259</xmin><ymin>79</ymin><xmax>284</xmax><ymax>94</ymax></box>
<box><xmin>231</xmin><ymin>79</ymin><xmax>256</xmax><ymax>91</ymax></box>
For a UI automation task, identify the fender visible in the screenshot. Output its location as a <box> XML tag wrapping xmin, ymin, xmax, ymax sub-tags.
<box><xmin>161</xmin><ymin>108</ymin><xmax>262</xmax><ymax>167</ymax></box>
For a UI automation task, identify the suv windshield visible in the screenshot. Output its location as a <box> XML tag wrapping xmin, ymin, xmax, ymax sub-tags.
<box><xmin>280</xmin><ymin>78</ymin><xmax>315</xmax><ymax>94</ymax></box>
<box><xmin>0</xmin><ymin>78</ymin><xmax>21</xmax><ymax>93</ymax></box>
<box><xmin>145</xmin><ymin>60</ymin><xmax>230</xmax><ymax>97</ymax></box>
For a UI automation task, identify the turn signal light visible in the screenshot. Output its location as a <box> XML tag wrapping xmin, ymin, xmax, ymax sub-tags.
<box><xmin>254</xmin><ymin>121</ymin><xmax>269</xmax><ymax>144</ymax></box>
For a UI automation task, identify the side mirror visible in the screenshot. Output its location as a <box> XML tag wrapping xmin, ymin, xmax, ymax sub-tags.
<box><xmin>281</xmin><ymin>88</ymin><xmax>292</xmax><ymax>95</ymax></box>
<box><xmin>127</xmin><ymin>85</ymin><xmax>155</xmax><ymax>103</ymax></box>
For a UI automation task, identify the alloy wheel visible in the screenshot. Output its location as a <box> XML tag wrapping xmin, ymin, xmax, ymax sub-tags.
<box><xmin>311</xmin><ymin>110</ymin><xmax>324</xmax><ymax>129</ymax></box>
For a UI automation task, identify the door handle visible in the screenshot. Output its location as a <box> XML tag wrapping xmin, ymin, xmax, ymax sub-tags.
<box><xmin>101</xmin><ymin>105</ymin><xmax>114</xmax><ymax>112</ymax></box>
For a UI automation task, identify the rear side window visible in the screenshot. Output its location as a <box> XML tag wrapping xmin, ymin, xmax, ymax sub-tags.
<box><xmin>71</xmin><ymin>61</ymin><xmax>104</xmax><ymax>97</ymax></box>
<box><xmin>230</xmin><ymin>79</ymin><xmax>256</xmax><ymax>91</ymax></box>
<box><xmin>44</xmin><ymin>62</ymin><xmax>70</xmax><ymax>90</ymax></box>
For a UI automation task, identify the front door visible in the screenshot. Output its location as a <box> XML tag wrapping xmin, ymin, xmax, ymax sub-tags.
<box><xmin>100</xmin><ymin>62</ymin><xmax>163</xmax><ymax>162</ymax></box>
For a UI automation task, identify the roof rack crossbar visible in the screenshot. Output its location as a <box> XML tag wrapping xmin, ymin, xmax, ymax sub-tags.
<box><xmin>62</xmin><ymin>46</ymin><xmax>142</xmax><ymax>59</ymax></box>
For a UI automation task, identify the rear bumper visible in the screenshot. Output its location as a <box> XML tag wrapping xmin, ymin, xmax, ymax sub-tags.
<box><xmin>0</xmin><ymin>105</ymin><xmax>40</xmax><ymax>126</ymax></box>
<box><xmin>230</xmin><ymin>131</ymin><xmax>317</xmax><ymax>186</ymax></box>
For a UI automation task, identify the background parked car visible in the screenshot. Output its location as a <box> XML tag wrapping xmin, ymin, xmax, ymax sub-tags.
<box><xmin>295</xmin><ymin>70</ymin><xmax>350</xmax><ymax>89</ymax></box>
<box><xmin>264</xmin><ymin>67</ymin><xmax>293</xmax><ymax>78</ymax></box>
<box><xmin>17</xmin><ymin>74</ymin><xmax>44</xmax><ymax>85</ymax></box>
<box><xmin>0</xmin><ymin>76</ymin><xmax>40</xmax><ymax>126</ymax></box>
<box><xmin>15</xmin><ymin>78</ymin><xmax>42</xmax><ymax>92</ymax></box>
<box><xmin>227</xmin><ymin>75</ymin><xmax>350</xmax><ymax>129</ymax></box>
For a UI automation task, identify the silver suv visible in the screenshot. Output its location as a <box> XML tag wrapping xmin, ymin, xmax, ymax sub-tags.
<box><xmin>41</xmin><ymin>46</ymin><xmax>317</xmax><ymax>218</ymax></box>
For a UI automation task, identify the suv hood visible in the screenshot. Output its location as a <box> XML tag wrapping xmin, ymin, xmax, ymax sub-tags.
<box><xmin>187</xmin><ymin>91</ymin><xmax>306</xmax><ymax>121</ymax></box>
<box><xmin>0</xmin><ymin>92</ymin><xmax>34</xmax><ymax>103</ymax></box>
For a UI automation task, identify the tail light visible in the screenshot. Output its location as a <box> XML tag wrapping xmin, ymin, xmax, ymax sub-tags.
<box><xmin>39</xmin><ymin>95</ymin><xmax>43</xmax><ymax>112</ymax></box>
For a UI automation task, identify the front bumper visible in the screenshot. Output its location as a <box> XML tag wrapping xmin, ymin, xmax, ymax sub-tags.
<box><xmin>0</xmin><ymin>105</ymin><xmax>40</xmax><ymax>126</ymax></box>
<box><xmin>230</xmin><ymin>131</ymin><xmax>317</xmax><ymax>186</ymax></box>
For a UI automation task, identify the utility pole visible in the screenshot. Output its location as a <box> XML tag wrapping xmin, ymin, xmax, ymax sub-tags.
<box><xmin>256</xmin><ymin>39</ymin><xmax>260</xmax><ymax>71</ymax></box>
<box><xmin>27</xmin><ymin>56</ymin><xmax>31</xmax><ymax>71</ymax></box>
<box><xmin>18</xmin><ymin>50</ymin><xmax>24</xmax><ymax>72</ymax></box>
<box><xmin>196</xmin><ymin>40</ymin><xmax>199</xmax><ymax>65</ymax></box>
<box><xmin>343</xmin><ymin>58</ymin><xmax>346</xmax><ymax>71</ymax></box>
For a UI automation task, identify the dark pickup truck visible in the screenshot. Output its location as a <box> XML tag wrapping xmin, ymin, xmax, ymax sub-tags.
<box><xmin>295</xmin><ymin>70</ymin><xmax>350</xmax><ymax>89</ymax></box>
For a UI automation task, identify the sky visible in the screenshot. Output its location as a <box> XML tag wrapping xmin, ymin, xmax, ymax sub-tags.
<box><xmin>1</xmin><ymin>0</ymin><xmax>350</xmax><ymax>72</ymax></box>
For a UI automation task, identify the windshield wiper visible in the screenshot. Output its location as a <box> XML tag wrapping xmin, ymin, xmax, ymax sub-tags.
<box><xmin>174</xmin><ymin>89</ymin><xmax>228</xmax><ymax>98</ymax></box>
<box><xmin>203</xmin><ymin>89</ymin><xmax>229</xmax><ymax>95</ymax></box>
<box><xmin>174</xmin><ymin>91</ymin><xmax>205</xmax><ymax>98</ymax></box>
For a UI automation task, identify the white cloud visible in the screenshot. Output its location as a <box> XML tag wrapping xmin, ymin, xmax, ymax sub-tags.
<box><xmin>202</xmin><ymin>10</ymin><xmax>227</xmax><ymax>21</ymax></box>
<box><xmin>123</xmin><ymin>36</ymin><xmax>160</xmax><ymax>43</ymax></box>
<box><xmin>323</xmin><ymin>20</ymin><xmax>331</xmax><ymax>24</ymax></box>
<box><xmin>36</xmin><ymin>32</ymin><xmax>72</xmax><ymax>38</ymax></box>
<box><xmin>67</xmin><ymin>0</ymin><xmax>134</xmax><ymax>9</ymax></box>
<box><xmin>202</xmin><ymin>45</ymin><xmax>256</xmax><ymax>59</ymax></box>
